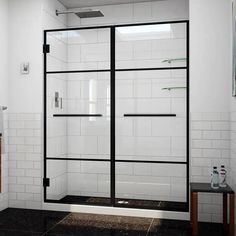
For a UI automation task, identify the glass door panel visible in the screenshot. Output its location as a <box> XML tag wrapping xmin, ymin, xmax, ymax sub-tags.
<box><xmin>45</xmin><ymin>27</ymin><xmax>111</xmax><ymax>204</ymax></box>
<box><xmin>115</xmin><ymin>69</ymin><xmax>187</xmax><ymax>207</ymax></box>
<box><xmin>115</xmin><ymin>23</ymin><xmax>188</xmax><ymax>210</ymax></box>
<box><xmin>47</xmin><ymin>28</ymin><xmax>110</xmax><ymax>72</ymax></box>
<box><xmin>116</xmin><ymin>23</ymin><xmax>187</xmax><ymax>69</ymax></box>
<box><xmin>115</xmin><ymin>70</ymin><xmax>186</xmax><ymax>163</ymax></box>
<box><xmin>47</xmin><ymin>160</ymin><xmax>110</xmax><ymax>205</ymax></box>
<box><xmin>45</xmin><ymin>22</ymin><xmax>188</xmax><ymax>210</ymax></box>
<box><xmin>115</xmin><ymin>163</ymin><xmax>186</xmax><ymax>210</ymax></box>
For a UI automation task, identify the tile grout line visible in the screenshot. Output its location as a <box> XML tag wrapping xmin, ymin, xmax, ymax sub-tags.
<box><xmin>146</xmin><ymin>218</ymin><xmax>154</xmax><ymax>236</ymax></box>
<box><xmin>41</xmin><ymin>212</ymin><xmax>72</xmax><ymax>236</ymax></box>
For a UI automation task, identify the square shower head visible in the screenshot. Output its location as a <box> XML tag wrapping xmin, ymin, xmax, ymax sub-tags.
<box><xmin>75</xmin><ymin>10</ymin><xmax>104</xmax><ymax>18</ymax></box>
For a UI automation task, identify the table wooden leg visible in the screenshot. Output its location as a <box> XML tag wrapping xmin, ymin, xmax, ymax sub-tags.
<box><xmin>229</xmin><ymin>193</ymin><xmax>235</xmax><ymax>236</ymax></box>
<box><xmin>223</xmin><ymin>193</ymin><xmax>228</xmax><ymax>231</ymax></box>
<box><xmin>191</xmin><ymin>192</ymin><xmax>198</xmax><ymax>236</ymax></box>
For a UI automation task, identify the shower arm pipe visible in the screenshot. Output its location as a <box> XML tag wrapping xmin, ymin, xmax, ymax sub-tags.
<box><xmin>56</xmin><ymin>10</ymin><xmax>76</xmax><ymax>15</ymax></box>
<box><xmin>56</xmin><ymin>9</ymin><xmax>94</xmax><ymax>16</ymax></box>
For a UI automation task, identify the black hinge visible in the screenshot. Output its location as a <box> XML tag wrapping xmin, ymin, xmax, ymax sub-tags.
<box><xmin>43</xmin><ymin>44</ymin><xmax>50</xmax><ymax>53</ymax></box>
<box><xmin>43</xmin><ymin>178</ymin><xmax>50</xmax><ymax>187</ymax></box>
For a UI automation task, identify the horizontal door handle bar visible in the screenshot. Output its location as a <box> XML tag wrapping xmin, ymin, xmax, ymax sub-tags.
<box><xmin>116</xmin><ymin>160</ymin><xmax>187</xmax><ymax>164</ymax></box>
<box><xmin>53</xmin><ymin>114</ymin><xmax>103</xmax><ymax>117</ymax></box>
<box><xmin>123</xmin><ymin>114</ymin><xmax>176</xmax><ymax>117</ymax></box>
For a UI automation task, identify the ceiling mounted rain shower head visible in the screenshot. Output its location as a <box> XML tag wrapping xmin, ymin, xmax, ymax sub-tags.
<box><xmin>56</xmin><ymin>9</ymin><xmax>104</xmax><ymax>18</ymax></box>
<box><xmin>75</xmin><ymin>10</ymin><xmax>104</xmax><ymax>18</ymax></box>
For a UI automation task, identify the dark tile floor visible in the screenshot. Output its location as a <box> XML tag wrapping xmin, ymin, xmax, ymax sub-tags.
<box><xmin>0</xmin><ymin>208</ymin><xmax>225</xmax><ymax>236</ymax></box>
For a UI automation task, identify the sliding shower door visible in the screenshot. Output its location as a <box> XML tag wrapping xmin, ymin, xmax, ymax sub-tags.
<box><xmin>115</xmin><ymin>23</ymin><xmax>188</xmax><ymax>211</ymax></box>
<box><xmin>44</xmin><ymin>28</ymin><xmax>112</xmax><ymax>205</ymax></box>
<box><xmin>44</xmin><ymin>21</ymin><xmax>189</xmax><ymax>211</ymax></box>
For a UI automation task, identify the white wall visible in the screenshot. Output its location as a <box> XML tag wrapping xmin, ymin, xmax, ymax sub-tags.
<box><xmin>8</xmin><ymin>0</ymin><xmax>43</xmax><ymax>113</ymax></box>
<box><xmin>0</xmin><ymin>0</ymin><xmax>9</xmax><ymax>211</ymax></box>
<box><xmin>190</xmin><ymin>0</ymin><xmax>231</xmax><ymax>113</ymax></box>
<box><xmin>189</xmin><ymin>0</ymin><xmax>232</xmax><ymax>223</ymax></box>
<box><xmin>0</xmin><ymin>0</ymin><xmax>9</xmax><ymax>107</ymax></box>
<box><xmin>7</xmin><ymin>0</ymin><xmax>68</xmax><ymax>114</ymax></box>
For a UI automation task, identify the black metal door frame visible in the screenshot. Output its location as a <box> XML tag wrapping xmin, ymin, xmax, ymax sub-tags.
<box><xmin>43</xmin><ymin>20</ymin><xmax>190</xmax><ymax>212</ymax></box>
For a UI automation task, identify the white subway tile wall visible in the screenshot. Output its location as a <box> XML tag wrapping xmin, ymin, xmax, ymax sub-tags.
<box><xmin>0</xmin><ymin>114</ymin><xmax>9</xmax><ymax>211</ymax></box>
<box><xmin>8</xmin><ymin>113</ymin><xmax>42</xmax><ymax>209</ymax></box>
<box><xmin>4</xmin><ymin>111</ymin><xmax>230</xmax><ymax>223</ymax></box>
<box><xmin>191</xmin><ymin>112</ymin><xmax>230</xmax><ymax>222</ymax></box>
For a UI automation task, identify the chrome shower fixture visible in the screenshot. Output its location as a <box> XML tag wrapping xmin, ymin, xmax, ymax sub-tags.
<box><xmin>56</xmin><ymin>9</ymin><xmax>104</xmax><ymax>18</ymax></box>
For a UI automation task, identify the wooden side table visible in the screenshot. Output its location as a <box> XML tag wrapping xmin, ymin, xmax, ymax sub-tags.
<box><xmin>190</xmin><ymin>182</ymin><xmax>235</xmax><ymax>236</ymax></box>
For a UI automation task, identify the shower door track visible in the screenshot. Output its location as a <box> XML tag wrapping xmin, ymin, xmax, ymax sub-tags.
<box><xmin>43</xmin><ymin>20</ymin><xmax>190</xmax><ymax>212</ymax></box>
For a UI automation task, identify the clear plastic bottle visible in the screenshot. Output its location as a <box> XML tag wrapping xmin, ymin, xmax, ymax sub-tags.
<box><xmin>211</xmin><ymin>166</ymin><xmax>219</xmax><ymax>189</ymax></box>
<box><xmin>219</xmin><ymin>165</ymin><xmax>227</xmax><ymax>187</ymax></box>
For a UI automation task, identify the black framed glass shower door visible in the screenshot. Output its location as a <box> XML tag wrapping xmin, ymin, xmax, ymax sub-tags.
<box><xmin>44</xmin><ymin>27</ymin><xmax>112</xmax><ymax>206</ymax></box>
<box><xmin>114</xmin><ymin>23</ymin><xmax>188</xmax><ymax>211</ymax></box>
<box><xmin>44</xmin><ymin>21</ymin><xmax>189</xmax><ymax>212</ymax></box>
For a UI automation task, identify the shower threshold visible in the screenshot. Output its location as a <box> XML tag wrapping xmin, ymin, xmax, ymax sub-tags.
<box><xmin>56</xmin><ymin>195</ymin><xmax>188</xmax><ymax>212</ymax></box>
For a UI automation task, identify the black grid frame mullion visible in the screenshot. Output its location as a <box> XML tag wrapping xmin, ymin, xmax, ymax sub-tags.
<box><xmin>110</xmin><ymin>26</ymin><xmax>116</xmax><ymax>206</ymax></box>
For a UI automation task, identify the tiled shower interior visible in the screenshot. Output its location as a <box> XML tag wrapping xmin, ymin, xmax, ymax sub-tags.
<box><xmin>46</xmin><ymin>23</ymin><xmax>187</xmax><ymax>206</ymax></box>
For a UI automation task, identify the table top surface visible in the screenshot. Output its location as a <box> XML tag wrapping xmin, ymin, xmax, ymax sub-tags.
<box><xmin>190</xmin><ymin>182</ymin><xmax>234</xmax><ymax>194</ymax></box>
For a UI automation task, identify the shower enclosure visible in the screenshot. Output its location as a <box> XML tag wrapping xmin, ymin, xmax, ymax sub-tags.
<box><xmin>43</xmin><ymin>20</ymin><xmax>189</xmax><ymax>212</ymax></box>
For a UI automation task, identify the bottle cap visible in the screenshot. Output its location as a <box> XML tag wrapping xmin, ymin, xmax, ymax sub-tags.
<box><xmin>213</xmin><ymin>166</ymin><xmax>217</xmax><ymax>169</ymax></box>
<box><xmin>221</xmin><ymin>165</ymin><xmax>225</xmax><ymax>168</ymax></box>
